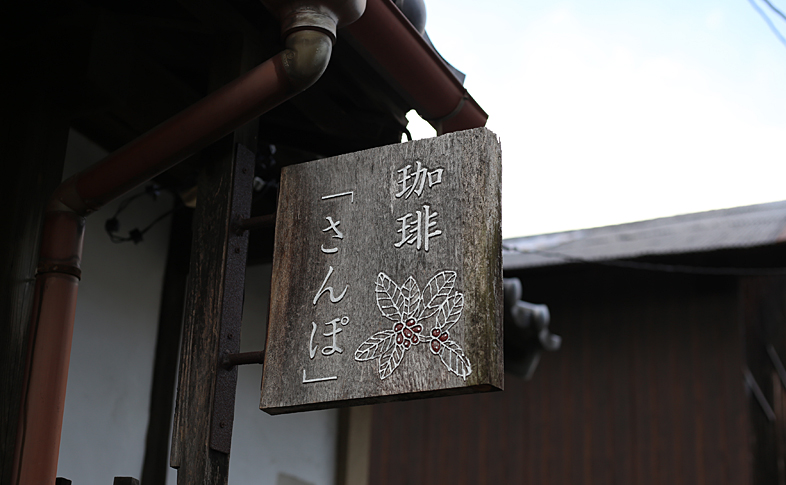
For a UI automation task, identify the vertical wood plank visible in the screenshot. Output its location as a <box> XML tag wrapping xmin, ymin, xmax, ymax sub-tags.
<box><xmin>169</xmin><ymin>136</ymin><xmax>236</xmax><ymax>483</ymax></box>
<box><xmin>141</xmin><ymin>206</ymin><xmax>192</xmax><ymax>485</ymax></box>
<box><xmin>169</xmin><ymin>27</ymin><xmax>260</xmax><ymax>483</ymax></box>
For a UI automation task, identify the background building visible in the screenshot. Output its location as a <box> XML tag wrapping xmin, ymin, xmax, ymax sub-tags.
<box><xmin>378</xmin><ymin>201</ymin><xmax>785</xmax><ymax>484</ymax></box>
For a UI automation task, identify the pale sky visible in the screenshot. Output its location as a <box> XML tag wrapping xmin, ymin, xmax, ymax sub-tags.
<box><xmin>405</xmin><ymin>0</ymin><xmax>786</xmax><ymax>238</ymax></box>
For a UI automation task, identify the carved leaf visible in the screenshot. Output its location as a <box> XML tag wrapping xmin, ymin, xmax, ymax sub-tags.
<box><xmin>435</xmin><ymin>292</ymin><xmax>464</xmax><ymax>331</ymax></box>
<box><xmin>355</xmin><ymin>330</ymin><xmax>395</xmax><ymax>362</ymax></box>
<box><xmin>399</xmin><ymin>276</ymin><xmax>422</xmax><ymax>320</ymax></box>
<box><xmin>439</xmin><ymin>340</ymin><xmax>472</xmax><ymax>380</ymax></box>
<box><xmin>420</xmin><ymin>271</ymin><xmax>457</xmax><ymax>319</ymax></box>
<box><xmin>375</xmin><ymin>272</ymin><xmax>402</xmax><ymax>321</ymax></box>
<box><xmin>379</xmin><ymin>342</ymin><xmax>406</xmax><ymax>380</ymax></box>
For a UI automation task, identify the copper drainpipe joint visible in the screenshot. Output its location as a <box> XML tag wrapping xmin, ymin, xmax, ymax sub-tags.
<box><xmin>264</xmin><ymin>0</ymin><xmax>366</xmax><ymax>40</ymax></box>
<box><xmin>281</xmin><ymin>26</ymin><xmax>334</xmax><ymax>92</ymax></box>
<box><xmin>267</xmin><ymin>0</ymin><xmax>366</xmax><ymax>90</ymax></box>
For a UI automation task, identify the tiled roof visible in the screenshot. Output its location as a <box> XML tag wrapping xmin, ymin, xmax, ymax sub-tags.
<box><xmin>503</xmin><ymin>201</ymin><xmax>786</xmax><ymax>270</ymax></box>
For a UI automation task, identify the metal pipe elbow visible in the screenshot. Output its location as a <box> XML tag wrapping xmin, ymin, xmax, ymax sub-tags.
<box><xmin>281</xmin><ymin>29</ymin><xmax>333</xmax><ymax>92</ymax></box>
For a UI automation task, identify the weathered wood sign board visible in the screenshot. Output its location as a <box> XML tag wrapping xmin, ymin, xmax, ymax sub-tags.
<box><xmin>260</xmin><ymin>127</ymin><xmax>503</xmax><ymax>414</ymax></box>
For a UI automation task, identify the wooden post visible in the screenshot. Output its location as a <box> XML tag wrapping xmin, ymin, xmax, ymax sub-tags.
<box><xmin>169</xmin><ymin>30</ymin><xmax>259</xmax><ymax>483</ymax></box>
<box><xmin>169</xmin><ymin>138</ymin><xmax>238</xmax><ymax>483</ymax></box>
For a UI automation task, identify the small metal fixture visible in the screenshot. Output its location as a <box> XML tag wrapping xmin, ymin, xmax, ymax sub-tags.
<box><xmin>236</xmin><ymin>214</ymin><xmax>276</xmax><ymax>233</ymax></box>
<box><xmin>221</xmin><ymin>351</ymin><xmax>266</xmax><ymax>369</ymax></box>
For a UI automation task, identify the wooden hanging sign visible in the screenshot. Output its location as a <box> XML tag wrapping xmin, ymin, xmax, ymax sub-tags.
<box><xmin>260</xmin><ymin>127</ymin><xmax>503</xmax><ymax>414</ymax></box>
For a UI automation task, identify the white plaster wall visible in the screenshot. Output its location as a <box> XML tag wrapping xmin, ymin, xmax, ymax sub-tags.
<box><xmin>57</xmin><ymin>130</ymin><xmax>173</xmax><ymax>483</ymax></box>
<box><xmin>55</xmin><ymin>130</ymin><xmax>338</xmax><ymax>484</ymax></box>
<box><xmin>230</xmin><ymin>265</ymin><xmax>338</xmax><ymax>485</ymax></box>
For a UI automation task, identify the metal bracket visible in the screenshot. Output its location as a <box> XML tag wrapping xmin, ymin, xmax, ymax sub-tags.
<box><xmin>236</xmin><ymin>214</ymin><xmax>276</xmax><ymax>233</ymax></box>
<box><xmin>208</xmin><ymin>143</ymin><xmax>257</xmax><ymax>454</ymax></box>
<box><xmin>221</xmin><ymin>350</ymin><xmax>265</xmax><ymax>369</ymax></box>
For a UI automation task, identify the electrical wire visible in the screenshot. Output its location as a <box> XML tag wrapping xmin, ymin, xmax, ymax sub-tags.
<box><xmin>748</xmin><ymin>0</ymin><xmax>786</xmax><ymax>48</ymax></box>
<box><xmin>502</xmin><ymin>245</ymin><xmax>786</xmax><ymax>276</ymax></box>
<box><xmin>762</xmin><ymin>0</ymin><xmax>786</xmax><ymax>22</ymax></box>
<box><xmin>105</xmin><ymin>185</ymin><xmax>180</xmax><ymax>244</ymax></box>
<box><xmin>107</xmin><ymin>206</ymin><xmax>179</xmax><ymax>244</ymax></box>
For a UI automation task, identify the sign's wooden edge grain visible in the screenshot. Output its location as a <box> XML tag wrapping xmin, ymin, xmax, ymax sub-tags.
<box><xmin>263</xmin><ymin>383</ymin><xmax>502</xmax><ymax>415</ymax></box>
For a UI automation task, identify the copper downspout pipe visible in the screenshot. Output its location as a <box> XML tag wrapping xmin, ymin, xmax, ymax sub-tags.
<box><xmin>345</xmin><ymin>0</ymin><xmax>488</xmax><ymax>134</ymax></box>
<box><xmin>53</xmin><ymin>29</ymin><xmax>333</xmax><ymax>215</ymax></box>
<box><xmin>12</xmin><ymin>211</ymin><xmax>84</xmax><ymax>485</ymax></box>
<box><xmin>11</xmin><ymin>0</ymin><xmax>366</xmax><ymax>478</ymax></box>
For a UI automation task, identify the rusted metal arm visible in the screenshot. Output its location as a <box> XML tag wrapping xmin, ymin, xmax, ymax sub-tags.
<box><xmin>237</xmin><ymin>214</ymin><xmax>276</xmax><ymax>233</ymax></box>
<box><xmin>221</xmin><ymin>351</ymin><xmax>266</xmax><ymax>369</ymax></box>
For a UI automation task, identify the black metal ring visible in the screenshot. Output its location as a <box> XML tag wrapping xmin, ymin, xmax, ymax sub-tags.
<box><xmin>36</xmin><ymin>263</ymin><xmax>82</xmax><ymax>280</ymax></box>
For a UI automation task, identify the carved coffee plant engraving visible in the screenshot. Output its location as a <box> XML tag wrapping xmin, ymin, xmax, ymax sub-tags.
<box><xmin>355</xmin><ymin>270</ymin><xmax>472</xmax><ymax>380</ymax></box>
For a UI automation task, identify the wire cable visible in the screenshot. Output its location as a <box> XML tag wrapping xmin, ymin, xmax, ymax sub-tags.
<box><xmin>748</xmin><ymin>0</ymin><xmax>786</xmax><ymax>49</ymax></box>
<box><xmin>105</xmin><ymin>185</ymin><xmax>180</xmax><ymax>244</ymax></box>
<box><xmin>762</xmin><ymin>0</ymin><xmax>786</xmax><ymax>22</ymax></box>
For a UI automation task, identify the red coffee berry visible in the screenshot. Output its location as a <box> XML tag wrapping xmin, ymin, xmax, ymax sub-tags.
<box><xmin>396</xmin><ymin>333</ymin><xmax>404</xmax><ymax>344</ymax></box>
<box><xmin>431</xmin><ymin>328</ymin><xmax>440</xmax><ymax>337</ymax></box>
<box><xmin>438</xmin><ymin>332</ymin><xmax>449</xmax><ymax>342</ymax></box>
<box><xmin>404</xmin><ymin>340</ymin><xmax>411</xmax><ymax>348</ymax></box>
<box><xmin>431</xmin><ymin>340</ymin><xmax>441</xmax><ymax>352</ymax></box>
<box><xmin>406</xmin><ymin>318</ymin><xmax>416</xmax><ymax>326</ymax></box>
<box><xmin>394</xmin><ymin>322</ymin><xmax>404</xmax><ymax>332</ymax></box>
<box><xmin>403</xmin><ymin>328</ymin><xmax>413</xmax><ymax>338</ymax></box>
<box><xmin>412</xmin><ymin>335</ymin><xmax>419</xmax><ymax>345</ymax></box>
<box><xmin>413</xmin><ymin>325</ymin><xmax>422</xmax><ymax>333</ymax></box>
